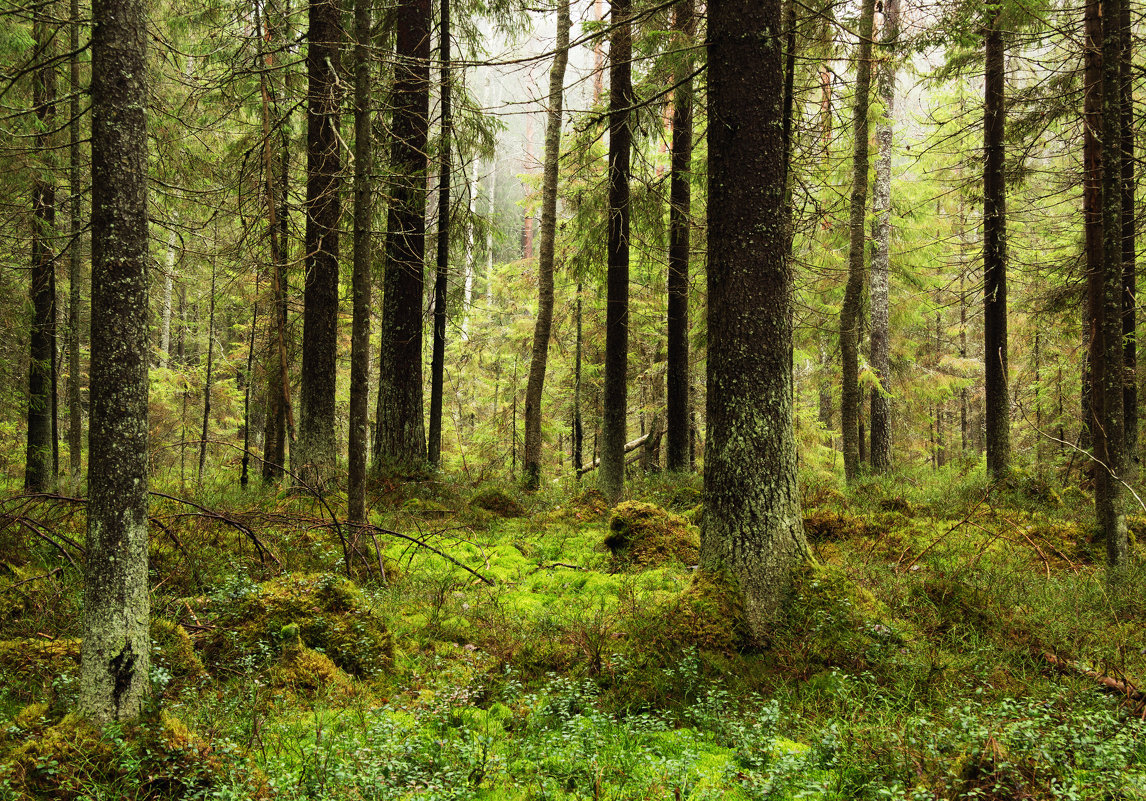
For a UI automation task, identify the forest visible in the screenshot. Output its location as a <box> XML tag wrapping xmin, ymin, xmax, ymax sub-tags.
<box><xmin>1</xmin><ymin>0</ymin><xmax>1146</xmax><ymax>795</ymax></box>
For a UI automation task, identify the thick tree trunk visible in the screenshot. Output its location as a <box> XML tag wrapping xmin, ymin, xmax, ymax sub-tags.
<box><xmin>598</xmin><ymin>0</ymin><xmax>632</xmax><ymax>502</ymax></box>
<box><xmin>704</xmin><ymin>0</ymin><xmax>809</xmax><ymax>639</ymax></box>
<box><xmin>1096</xmin><ymin>0</ymin><xmax>1128</xmax><ymax>563</ymax></box>
<box><xmin>869</xmin><ymin>0</ymin><xmax>898</xmax><ymax>474</ymax></box>
<box><xmin>26</xmin><ymin>8</ymin><xmax>57</xmax><ymax>493</ymax></box>
<box><xmin>375</xmin><ymin>0</ymin><xmax>431</xmax><ymax>472</ymax></box>
<box><xmin>428</xmin><ymin>0</ymin><xmax>452</xmax><ymax>468</ymax></box>
<box><xmin>297</xmin><ymin>0</ymin><xmax>342</xmax><ymax>487</ymax></box>
<box><xmin>665</xmin><ymin>0</ymin><xmax>694</xmax><ymax>473</ymax></box>
<box><xmin>523</xmin><ymin>0</ymin><xmax>571</xmax><ymax>490</ymax></box>
<box><xmin>67</xmin><ymin>0</ymin><xmax>83</xmax><ymax>486</ymax></box>
<box><xmin>983</xmin><ymin>8</ymin><xmax>1010</xmax><ymax>480</ymax></box>
<box><xmin>348</xmin><ymin>0</ymin><xmax>373</xmax><ymax>522</ymax></box>
<box><xmin>81</xmin><ymin>0</ymin><xmax>150</xmax><ymax>725</ymax></box>
<box><xmin>839</xmin><ymin>0</ymin><xmax>875</xmax><ymax>484</ymax></box>
<box><xmin>1119</xmin><ymin>0</ymin><xmax>1136</xmax><ymax>472</ymax></box>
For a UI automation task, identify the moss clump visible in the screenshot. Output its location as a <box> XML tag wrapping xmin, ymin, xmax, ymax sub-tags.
<box><xmin>470</xmin><ymin>487</ymin><xmax>525</xmax><ymax>518</ymax></box>
<box><xmin>269</xmin><ymin>623</ymin><xmax>353</xmax><ymax>698</ymax></box>
<box><xmin>202</xmin><ymin>573</ymin><xmax>392</xmax><ymax>677</ymax></box>
<box><xmin>151</xmin><ymin>619</ymin><xmax>206</xmax><ymax>688</ymax></box>
<box><xmin>802</xmin><ymin>508</ymin><xmax>876</xmax><ymax>542</ymax></box>
<box><xmin>652</xmin><ymin>570</ymin><xmax>749</xmax><ymax>653</ymax></box>
<box><xmin>0</xmin><ymin>637</ymin><xmax>80</xmax><ymax>702</ymax></box>
<box><xmin>605</xmin><ymin>502</ymin><xmax>699</xmax><ymax>570</ymax></box>
<box><xmin>2</xmin><ymin>712</ymin><xmax>114</xmax><ymax>798</ymax></box>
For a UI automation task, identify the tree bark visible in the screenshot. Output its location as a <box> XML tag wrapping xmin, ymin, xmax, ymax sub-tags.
<box><xmin>26</xmin><ymin>7</ymin><xmax>58</xmax><ymax>493</ymax></box>
<box><xmin>839</xmin><ymin>0</ymin><xmax>875</xmax><ymax>484</ymax></box>
<box><xmin>197</xmin><ymin>251</ymin><xmax>217</xmax><ymax>487</ymax></box>
<box><xmin>704</xmin><ymin>0</ymin><xmax>809</xmax><ymax>639</ymax></box>
<box><xmin>665</xmin><ymin>0</ymin><xmax>694</xmax><ymax>473</ymax></box>
<box><xmin>983</xmin><ymin>6</ymin><xmax>1010</xmax><ymax>480</ymax></box>
<box><xmin>1119</xmin><ymin>0</ymin><xmax>1136</xmax><ymax>472</ymax></box>
<box><xmin>869</xmin><ymin>0</ymin><xmax>898</xmax><ymax>474</ymax></box>
<box><xmin>375</xmin><ymin>0</ymin><xmax>431</xmax><ymax>472</ymax></box>
<box><xmin>81</xmin><ymin>0</ymin><xmax>150</xmax><ymax>725</ymax></box>
<box><xmin>523</xmin><ymin>0</ymin><xmax>571</xmax><ymax>490</ymax></box>
<box><xmin>297</xmin><ymin>0</ymin><xmax>342</xmax><ymax>487</ymax></box>
<box><xmin>572</xmin><ymin>281</ymin><xmax>583</xmax><ymax>474</ymax></box>
<box><xmin>598</xmin><ymin>0</ymin><xmax>632</xmax><ymax>502</ymax></box>
<box><xmin>428</xmin><ymin>0</ymin><xmax>452</xmax><ymax>468</ymax></box>
<box><xmin>348</xmin><ymin>0</ymin><xmax>373</xmax><ymax>522</ymax></box>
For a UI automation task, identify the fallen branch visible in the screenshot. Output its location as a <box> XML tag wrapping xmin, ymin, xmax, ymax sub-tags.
<box><xmin>362</xmin><ymin>523</ymin><xmax>495</xmax><ymax>586</ymax></box>
<box><xmin>577</xmin><ymin>433</ymin><xmax>651</xmax><ymax>476</ymax></box>
<box><xmin>1042</xmin><ymin>651</ymin><xmax>1146</xmax><ymax>715</ymax></box>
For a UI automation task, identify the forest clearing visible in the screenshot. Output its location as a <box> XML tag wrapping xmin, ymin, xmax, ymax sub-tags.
<box><xmin>2</xmin><ymin>0</ymin><xmax>1146</xmax><ymax>795</ymax></box>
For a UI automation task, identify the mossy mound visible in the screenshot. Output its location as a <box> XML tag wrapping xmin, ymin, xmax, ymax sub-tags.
<box><xmin>268</xmin><ymin>623</ymin><xmax>353</xmax><ymax>698</ymax></box>
<box><xmin>605</xmin><ymin>502</ymin><xmax>699</xmax><ymax>570</ymax></box>
<box><xmin>802</xmin><ymin>508</ymin><xmax>877</xmax><ymax>542</ymax></box>
<box><xmin>648</xmin><ymin>570</ymin><xmax>749</xmax><ymax>654</ymax></box>
<box><xmin>201</xmin><ymin>573</ymin><xmax>392</xmax><ymax>677</ymax></box>
<box><xmin>1</xmin><ymin>711</ymin><xmax>262</xmax><ymax>800</ymax></box>
<box><xmin>470</xmin><ymin>487</ymin><xmax>525</xmax><ymax>518</ymax></box>
<box><xmin>152</xmin><ymin>619</ymin><xmax>206</xmax><ymax>688</ymax></box>
<box><xmin>0</xmin><ymin>637</ymin><xmax>80</xmax><ymax>701</ymax></box>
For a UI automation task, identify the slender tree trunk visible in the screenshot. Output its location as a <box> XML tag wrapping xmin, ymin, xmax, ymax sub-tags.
<box><xmin>703</xmin><ymin>0</ymin><xmax>809</xmax><ymax>639</ymax></box>
<box><xmin>428</xmin><ymin>0</ymin><xmax>452</xmax><ymax>468</ymax></box>
<box><xmin>348</xmin><ymin>0</ymin><xmax>373</xmax><ymax>522</ymax></box>
<box><xmin>1119</xmin><ymin>0</ymin><xmax>1136</xmax><ymax>473</ymax></box>
<box><xmin>67</xmin><ymin>0</ymin><xmax>83</xmax><ymax>486</ymax></box>
<box><xmin>572</xmin><ymin>281</ymin><xmax>583</xmax><ymax>474</ymax></box>
<box><xmin>376</xmin><ymin>0</ymin><xmax>431</xmax><ymax>472</ymax></box>
<box><xmin>665</xmin><ymin>0</ymin><xmax>694</xmax><ymax>473</ymax></box>
<box><xmin>598</xmin><ymin>0</ymin><xmax>632</xmax><ymax>502</ymax></box>
<box><xmin>26</xmin><ymin>7</ymin><xmax>58</xmax><ymax>492</ymax></box>
<box><xmin>241</xmin><ymin>284</ymin><xmax>257</xmax><ymax>489</ymax></box>
<box><xmin>81</xmin><ymin>0</ymin><xmax>150</xmax><ymax>725</ymax></box>
<box><xmin>159</xmin><ymin>224</ymin><xmax>177</xmax><ymax>368</ymax></box>
<box><xmin>297</xmin><ymin>0</ymin><xmax>342</xmax><ymax>487</ymax></box>
<box><xmin>869</xmin><ymin>0</ymin><xmax>898</xmax><ymax>474</ymax></box>
<box><xmin>523</xmin><ymin>0</ymin><xmax>571</xmax><ymax>490</ymax></box>
<box><xmin>198</xmin><ymin>248</ymin><xmax>217</xmax><ymax>487</ymax></box>
<box><xmin>839</xmin><ymin>0</ymin><xmax>876</xmax><ymax>484</ymax></box>
<box><xmin>983</xmin><ymin>6</ymin><xmax>1010</xmax><ymax>480</ymax></box>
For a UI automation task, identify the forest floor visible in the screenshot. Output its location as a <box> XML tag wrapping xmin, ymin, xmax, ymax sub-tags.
<box><xmin>1</xmin><ymin>462</ymin><xmax>1146</xmax><ymax>799</ymax></box>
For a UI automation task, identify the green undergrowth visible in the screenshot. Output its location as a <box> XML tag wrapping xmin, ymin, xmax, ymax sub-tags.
<box><xmin>2</xmin><ymin>466</ymin><xmax>1146</xmax><ymax>799</ymax></box>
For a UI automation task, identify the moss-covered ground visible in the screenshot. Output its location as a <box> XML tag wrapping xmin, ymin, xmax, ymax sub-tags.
<box><xmin>2</xmin><ymin>464</ymin><xmax>1146</xmax><ymax>799</ymax></box>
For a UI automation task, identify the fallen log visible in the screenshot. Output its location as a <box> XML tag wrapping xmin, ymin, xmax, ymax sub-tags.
<box><xmin>1042</xmin><ymin>651</ymin><xmax>1146</xmax><ymax>715</ymax></box>
<box><xmin>577</xmin><ymin>433</ymin><xmax>651</xmax><ymax>476</ymax></box>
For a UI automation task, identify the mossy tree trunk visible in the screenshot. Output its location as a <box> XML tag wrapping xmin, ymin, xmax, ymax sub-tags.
<box><xmin>665</xmin><ymin>0</ymin><xmax>694</xmax><ymax>474</ymax></box>
<box><xmin>375</xmin><ymin>0</ymin><xmax>431</xmax><ymax>473</ymax></box>
<box><xmin>348</xmin><ymin>0</ymin><xmax>373</xmax><ymax>523</ymax></box>
<box><xmin>523</xmin><ymin>0</ymin><xmax>571</xmax><ymax>490</ymax></box>
<box><xmin>839</xmin><ymin>0</ymin><xmax>875</xmax><ymax>484</ymax></box>
<box><xmin>703</xmin><ymin>0</ymin><xmax>809</xmax><ymax>639</ymax></box>
<box><xmin>297</xmin><ymin>0</ymin><xmax>342</xmax><ymax>488</ymax></box>
<box><xmin>81</xmin><ymin>0</ymin><xmax>150</xmax><ymax>726</ymax></box>
<box><xmin>598</xmin><ymin>0</ymin><xmax>632</xmax><ymax>502</ymax></box>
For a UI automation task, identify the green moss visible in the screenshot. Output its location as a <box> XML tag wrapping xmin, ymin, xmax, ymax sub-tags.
<box><xmin>604</xmin><ymin>502</ymin><xmax>699</xmax><ymax>570</ymax></box>
<box><xmin>269</xmin><ymin>623</ymin><xmax>353</xmax><ymax>698</ymax></box>
<box><xmin>202</xmin><ymin>573</ymin><xmax>392</xmax><ymax>677</ymax></box>
<box><xmin>151</xmin><ymin>618</ymin><xmax>206</xmax><ymax>687</ymax></box>
<box><xmin>471</xmin><ymin>487</ymin><xmax>525</xmax><ymax>518</ymax></box>
<box><xmin>656</xmin><ymin>570</ymin><xmax>749</xmax><ymax>653</ymax></box>
<box><xmin>0</xmin><ymin>637</ymin><xmax>80</xmax><ymax>701</ymax></box>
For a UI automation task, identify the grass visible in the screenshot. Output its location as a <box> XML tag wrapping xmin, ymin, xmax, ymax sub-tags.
<box><xmin>2</xmin><ymin>464</ymin><xmax>1146</xmax><ymax>799</ymax></box>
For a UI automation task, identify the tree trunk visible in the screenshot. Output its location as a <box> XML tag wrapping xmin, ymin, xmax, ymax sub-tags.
<box><xmin>523</xmin><ymin>0</ymin><xmax>571</xmax><ymax>490</ymax></box>
<box><xmin>869</xmin><ymin>0</ymin><xmax>897</xmax><ymax>474</ymax></box>
<box><xmin>67</xmin><ymin>0</ymin><xmax>83</xmax><ymax>487</ymax></box>
<box><xmin>197</xmin><ymin>252</ymin><xmax>217</xmax><ymax>487</ymax></box>
<box><xmin>572</xmin><ymin>281</ymin><xmax>583</xmax><ymax>474</ymax></box>
<box><xmin>983</xmin><ymin>6</ymin><xmax>1010</xmax><ymax>480</ymax></box>
<box><xmin>428</xmin><ymin>0</ymin><xmax>452</xmax><ymax>468</ymax></box>
<box><xmin>158</xmin><ymin>224</ymin><xmax>177</xmax><ymax>368</ymax></box>
<box><xmin>704</xmin><ymin>0</ymin><xmax>809</xmax><ymax>639</ymax></box>
<box><xmin>375</xmin><ymin>0</ymin><xmax>431</xmax><ymax>472</ymax></box>
<box><xmin>348</xmin><ymin>0</ymin><xmax>373</xmax><ymax>523</ymax></box>
<box><xmin>839</xmin><ymin>0</ymin><xmax>875</xmax><ymax>484</ymax></box>
<box><xmin>297</xmin><ymin>0</ymin><xmax>342</xmax><ymax>487</ymax></box>
<box><xmin>81</xmin><ymin>0</ymin><xmax>150</xmax><ymax>725</ymax></box>
<box><xmin>241</xmin><ymin>286</ymin><xmax>258</xmax><ymax>489</ymax></box>
<box><xmin>598</xmin><ymin>0</ymin><xmax>632</xmax><ymax>502</ymax></box>
<box><xmin>26</xmin><ymin>7</ymin><xmax>58</xmax><ymax>493</ymax></box>
<box><xmin>1119</xmin><ymin>0</ymin><xmax>1136</xmax><ymax>472</ymax></box>
<box><xmin>665</xmin><ymin>0</ymin><xmax>694</xmax><ymax>473</ymax></box>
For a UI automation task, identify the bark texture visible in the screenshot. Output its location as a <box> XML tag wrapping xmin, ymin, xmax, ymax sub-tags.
<box><xmin>1119</xmin><ymin>0</ymin><xmax>1136</xmax><ymax>469</ymax></box>
<box><xmin>523</xmin><ymin>0</ymin><xmax>571</xmax><ymax>490</ymax></box>
<box><xmin>703</xmin><ymin>0</ymin><xmax>809</xmax><ymax>639</ymax></box>
<box><xmin>983</xmin><ymin>8</ymin><xmax>1010</xmax><ymax>480</ymax></box>
<box><xmin>665</xmin><ymin>0</ymin><xmax>694</xmax><ymax>473</ymax></box>
<box><xmin>81</xmin><ymin>0</ymin><xmax>151</xmax><ymax>725</ymax></box>
<box><xmin>67</xmin><ymin>0</ymin><xmax>83</xmax><ymax>485</ymax></box>
<box><xmin>297</xmin><ymin>0</ymin><xmax>342</xmax><ymax>486</ymax></box>
<box><xmin>869</xmin><ymin>0</ymin><xmax>897</xmax><ymax>474</ymax></box>
<box><xmin>348</xmin><ymin>0</ymin><xmax>372</xmax><ymax>522</ymax></box>
<box><xmin>839</xmin><ymin>0</ymin><xmax>875</xmax><ymax>484</ymax></box>
<box><xmin>598</xmin><ymin>0</ymin><xmax>632</xmax><ymax>502</ymax></box>
<box><xmin>376</xmin><ymin>0</ymin><xmax>431</xmax><ymax>472</ymax></box>
<box><xmin>429</xmin><ymin>0</ymin><xmax>451</xmax><ymax>468</ymax></box>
